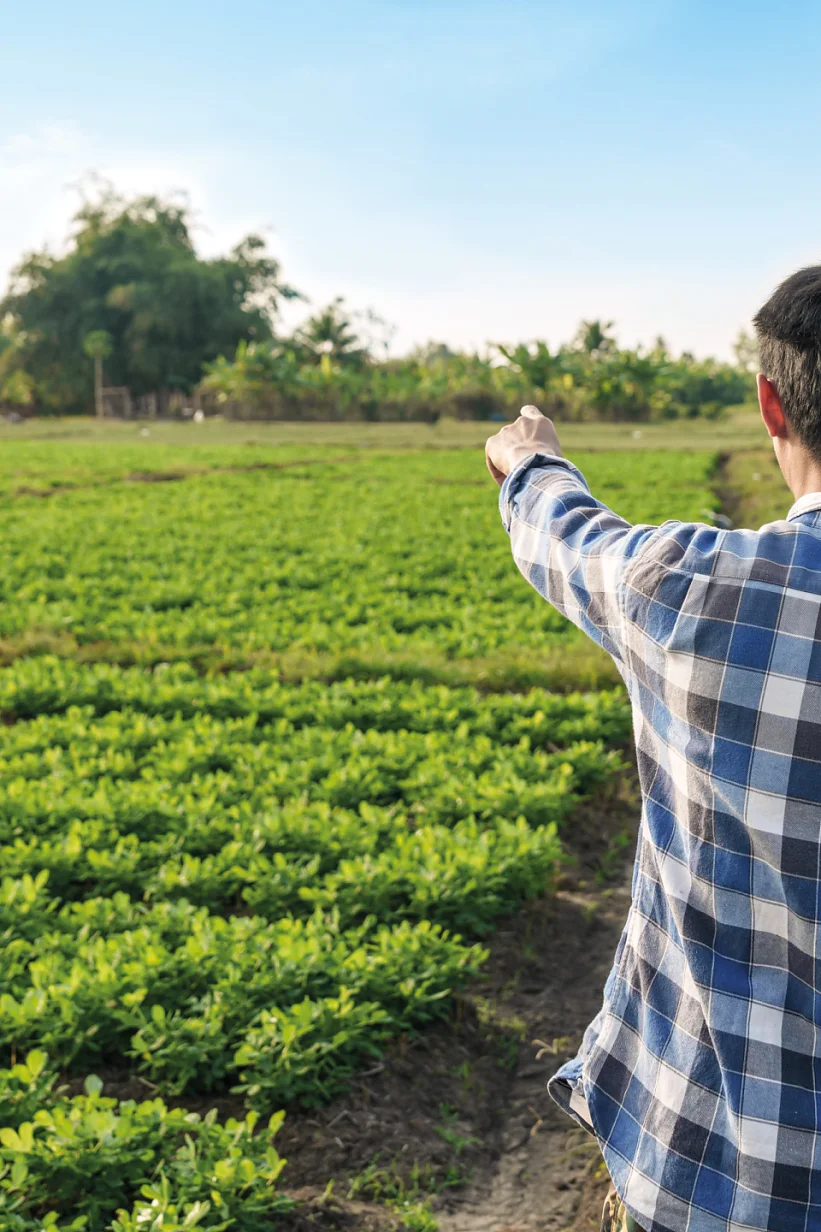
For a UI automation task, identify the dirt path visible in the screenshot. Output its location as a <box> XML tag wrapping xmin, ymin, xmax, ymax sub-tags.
<box><xmin>436</xmin><ymin>869</ymin><xmax>633</xmax><ymax>1232</ymax></box>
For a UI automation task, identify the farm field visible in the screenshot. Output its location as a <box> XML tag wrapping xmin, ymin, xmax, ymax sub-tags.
<box><xmin>0</xmin><ymin>401</ymin><xmax>762</xmax><ymax>453</ymax></box>
<box><xmin>0</xmin><ymin>420</ymin><xmax>784</xmax><ymax>1230</ymax></box>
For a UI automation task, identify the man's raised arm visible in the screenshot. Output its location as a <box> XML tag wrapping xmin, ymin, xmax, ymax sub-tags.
<box><xmin>486</xmin><ymin>407</ymin><xmax>664</xmax><ymax>665</ymax></box>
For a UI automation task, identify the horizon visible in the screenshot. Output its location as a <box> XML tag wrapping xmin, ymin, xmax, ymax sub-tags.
<box><xmin>4</xmin><ymin>1</ymin><xmax>821</xmax><ymax>361</ymax></box>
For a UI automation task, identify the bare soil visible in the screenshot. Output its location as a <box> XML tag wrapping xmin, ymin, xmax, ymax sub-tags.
<box><xmin>435</xmin><ymin>878</ymin><xmax>632</xmax><ymax>1232</ymax></box>
<box><xmin>277</xmin><ymin>1190</ymin><xmax>403</xmax><ymax>1230</ymax></box>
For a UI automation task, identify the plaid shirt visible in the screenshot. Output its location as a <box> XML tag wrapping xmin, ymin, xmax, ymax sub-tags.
<box><xmin>500</xmin><ymin>453</ymin><xmax>821</xmax><ymax>1232</ymax></box>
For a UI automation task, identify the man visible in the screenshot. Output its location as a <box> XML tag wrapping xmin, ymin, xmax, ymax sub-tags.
<box><xmin>485</xmin><ymin>267</ymin><xmax>821</xmax><ymax>1232</ymax></box>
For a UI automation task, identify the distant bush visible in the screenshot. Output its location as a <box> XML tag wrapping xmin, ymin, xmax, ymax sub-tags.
<box><xmin>201</xmin><ymin>321</ymin><xmax>749</xmax><ymax>424</ymax></box>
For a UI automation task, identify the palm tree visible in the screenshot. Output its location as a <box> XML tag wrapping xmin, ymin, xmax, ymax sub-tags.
<box><xmin>83</xmin><ymin>330</ymin><xmax>113</xmax><ymax>418</ymax></box>
<box><xmin>296</xmin><ymin>299</ymin><xmax>368</xmax><ymax>367</ymax></box>
<box><xmin>573</xmin><ymin>319</ymin><xmax>617</xmax><ymax>356</ymax></box>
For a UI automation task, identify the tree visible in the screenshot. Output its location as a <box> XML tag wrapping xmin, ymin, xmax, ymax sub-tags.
<box><xmin>83</xmin><ymin>329</ymin><xmax>112</xmax><ymax>418</ymax></box>
<box><xmin>409</xmin><ymin>341</ymin><xmax>458</xmax><ymax>365</ymax></box>
<box><xmin>1</xmin><ymin>186</ymin><xmax>300</xmax><ymax>413</ymax></box>
<box><xmin>0</xmin><ymin>316</ymin><xmax>34</xmax><ymax>408</ymax></box>
<box><xmin>572</xmin><ymin>319</ymin><xmax>617</xmax><ymax>355</ymax></box>
<box><xmin>496</xmin><ymin>341</ymin><xmax>560</xmax><ymax>394</ymax></box>
<box><xmin>295</xmin><ymin>298</ymin><xmax>390</xmax><ymax>368</ymax></box>
<box><xmin>202</xmin><ymin>340</ymin><xmax>304</xmax><ymax>412</ymax></box>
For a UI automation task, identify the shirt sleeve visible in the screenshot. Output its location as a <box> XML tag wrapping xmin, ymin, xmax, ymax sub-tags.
<box><xmin>499</xmin><ymin>453</ymin><xmax>660</xmax><ymax>665</ymax></box>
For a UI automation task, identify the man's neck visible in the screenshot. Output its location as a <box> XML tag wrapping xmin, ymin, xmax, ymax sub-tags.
<box><xmin>790</xmin><ymin>471</ymin><xmax>821</xmax><ymax>501</ymax></box>
<box><xmin>782</xmin><ymin>444</ymin><xmax>821</xmax><ymax>503</ymax></box>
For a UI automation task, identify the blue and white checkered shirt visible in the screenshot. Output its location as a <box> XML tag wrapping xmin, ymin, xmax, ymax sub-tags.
<box><xmin>500</xmin><ymin>453</ymin><xmax>821</xmax><ymax>1232</ymax></box>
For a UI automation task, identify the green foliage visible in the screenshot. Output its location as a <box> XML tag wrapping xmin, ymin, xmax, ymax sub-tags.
<box><xmin>0</xmin><ymin>656</ymin><xmax>632</xmax><ymax>735</ymax></box>
<box><xmin>293</xmin><ymin>297</ymin><xmax>391</xmax><ymax>368</ymax></box>
<box><xmin>204</xmin><ymin>322</ymin><xmax>749</xmax><ymax>423</ymax></box>
<box><xmin>348</xmin><ymin>1157</ymin><xmax>443</xmax><ymax>1230</ymax></box>
<box><xmin>82</xmin><ymin>332</ymin><xmax>112</xmax><ymax>362</ymax></box>
<box><xmin>0</xmin><ymin>1054</ymin><xmax>292</xmax><ymax>1230</ymax></box>
<box><xmin>0</xmin><ymin>663</ymin><xmax>622</xmax><ymax>1089</ymax></box>
<box><xmin>0</xmin><ymin>1051</ymin><xmax>57</xmax><ymax>1129</ymax></box>
<box><xmin>0</xmin><ymin>440</ymin><xmax>716</xmax><ymax>1222</ymax></box>
<box><xmin>0</xmin><ymin>318</ymin><xmax>34</xmax><ymax>408</ymax></box>
<box><xmin>0</xmin><ymin>448</ymin><xmax>718</xmax><ymax>657</ymax></box>
<box><xmin>722</xmin><ymin>447</ymin><xmax>788</xmax><ymax>528</ymax></box>
<box><xmin>1</xmin><ymin>188</ymin><xmax>296</xmax><ymax>413</ymax></box>
<box><xmin>0</xmin><ymin>448</ymin><xmax>707</xmax><ymax>1114</ymax></box>
<box><xmin>233</xmin><ymin>989</ymin><xmax>391</xmax><ymax>1109</ymax></box>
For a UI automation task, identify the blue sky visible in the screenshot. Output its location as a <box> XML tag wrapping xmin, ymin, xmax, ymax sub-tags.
<box><xmin>3</xmin><ymin>0</ymin><xmax>821</xmax><ymax>358</ymax></box>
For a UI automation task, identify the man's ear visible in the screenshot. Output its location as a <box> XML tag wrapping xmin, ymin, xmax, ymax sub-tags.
<box><xmin>758</xmin><ymin>373</ymin><xmax>788</xmax><ymax>439</ymax></box>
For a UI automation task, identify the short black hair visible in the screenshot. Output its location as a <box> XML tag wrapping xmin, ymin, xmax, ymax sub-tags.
<box><xmin>754</xmin><ymin>266</ymin><xmax>821</xmax><ymax>458</ymax></box>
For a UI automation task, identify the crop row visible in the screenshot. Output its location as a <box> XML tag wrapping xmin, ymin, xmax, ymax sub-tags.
<box><xmin>0</xmin><ymin>656</ymin><xmax>631</xmax><ymax>736</ymax></box>
<box><xmin>0</xmin><ymin>449</ymin><xmax>717</xmax><ymax>659</ymax></box>
<box><xmin>0</xmin><ymin>671</ymin><xmax>626</xmax><ymax>1103</ymax></box>
<box><xmin>0</xmin><ymin>708</ymin><xmax>622</xmax><ymax>907</ymax></box>
<box><xmin>1</xmin><ymin>899</ymin><xmax>487</xmax><ymax>1103</ymax></box>
<box><xmin>0</xmin><ymin>437</ymin><xmax>320</xmax><ymax>498</ymax></box>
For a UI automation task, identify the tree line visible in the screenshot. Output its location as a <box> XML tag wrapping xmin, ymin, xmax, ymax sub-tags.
<box><xmin>0</xmin><ymin>188</ymin><xmax>753</xmax><ymax>422</ymax></box>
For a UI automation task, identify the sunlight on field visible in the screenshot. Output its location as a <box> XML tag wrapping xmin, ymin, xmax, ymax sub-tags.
<box><xmin>0</xmin><ymin>419</ymin><xmax>780</xmax><ymax>1225</ymax></box>
<box><xmin>0</xmin><ymin>404</ymin><xmax>764</xmax><ymax>452</ymax></box>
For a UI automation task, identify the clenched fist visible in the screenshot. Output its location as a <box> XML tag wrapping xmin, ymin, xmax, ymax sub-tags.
<box><xmin>485</xmin><ymin>406</ymin><xmax>562</xmax><ymax>486</ymax></box>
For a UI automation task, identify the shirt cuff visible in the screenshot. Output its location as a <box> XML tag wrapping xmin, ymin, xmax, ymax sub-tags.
<box><xmin>498</xmin><ymin>452</ymin><xmax>579</xmax><ymax>533</ymax></box>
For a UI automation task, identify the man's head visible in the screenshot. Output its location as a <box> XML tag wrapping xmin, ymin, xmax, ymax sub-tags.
<box><xmin>755</xmin><ymin>266</ymin><xmax>821</xmax><ymax>494</ymax></box>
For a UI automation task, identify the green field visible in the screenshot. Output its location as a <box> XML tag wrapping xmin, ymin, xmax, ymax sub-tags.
<box><xmin>0</xmin><ymin>403</ymin><xmax>764</xmax><ymax>451</ymax></box>
<box><xmin>0</xmin><ymin>417</ymin><xmax>788</xmax><ymax>1230</ymax></box>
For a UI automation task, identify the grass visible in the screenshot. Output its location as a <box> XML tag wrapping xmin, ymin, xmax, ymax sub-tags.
<box><xmin>347</xmin><ymin>1159</ymin><xmax>445</xmax><ymax>1230</ymax></box>
<box><xmin>0</xmin><ymin>405</ymin><xmax>765</xmax><ymax>453</ymax></box>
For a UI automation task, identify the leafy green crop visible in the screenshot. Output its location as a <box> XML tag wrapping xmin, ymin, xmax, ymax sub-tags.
<box><xmin>0</xmin><ymin>449</ymin><xmax>716</xmax><ymax>661</ymax></box>
<box><xmin>0</xmin><ymin>668</ymin><xmax>618</xmax><ymax>1087</ymax></box>
<box><xmin>0</xmin><ymin>441</ymin><xmax>717</xmax><ymax>1225</ymax></box>
<box><xmin>0</xmin><ymin>1053</ymin><xmax>292</xmax><ymax>1230</ymax></box>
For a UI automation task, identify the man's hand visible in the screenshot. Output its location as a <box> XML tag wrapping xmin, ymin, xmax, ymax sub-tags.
<box><xmin>485</xmin><ymin>406</ymin><xmax>562</xmax><ymax>486</ymax></box>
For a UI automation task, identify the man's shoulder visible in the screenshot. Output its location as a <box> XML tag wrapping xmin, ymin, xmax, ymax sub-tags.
<box><xmin>622</xmin><ymin>518</ymin><xmax>821</xmax><ymax>642</ymax></box>
<box><xmin>625</xmin><ymin>521</ymin><xmax>725</xmax><ymax>597</ymax></box>
<box><xmin>629</xmin><ymin>517</ymin><xmax>821</xmax><ymax>589</ymax></box>
<box><xmin>712</xmin><ymin>519</ymin><xmax>821</xmax><ymax>590</ymax></box>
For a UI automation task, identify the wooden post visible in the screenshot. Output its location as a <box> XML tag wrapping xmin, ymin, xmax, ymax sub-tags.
<box><xmin>94</xmin><ymin>355</ymin><xmax>104</xmax><ymax>418</ymax></box>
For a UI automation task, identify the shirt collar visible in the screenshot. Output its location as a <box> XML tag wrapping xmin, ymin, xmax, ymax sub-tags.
<box><xmin>786</xmin><ymin>491</ymin><xmax>821</xmax><ymax>521</ymax></box>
